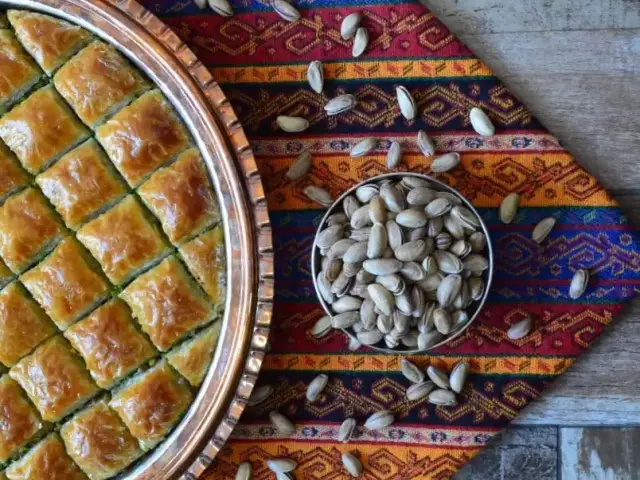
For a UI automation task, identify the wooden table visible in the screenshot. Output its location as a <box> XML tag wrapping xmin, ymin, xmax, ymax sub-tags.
<box><xmin>415</xmin><ymin>1</ymin><xmax>640</xmax><ymax>478</ymax></box>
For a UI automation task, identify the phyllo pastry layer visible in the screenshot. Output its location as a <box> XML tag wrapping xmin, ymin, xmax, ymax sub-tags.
<box><xmin>0</xmin><ymin>259</ymin><xmax>11</xmax><ymax>290</ymax></box>
<box><xmin>0</xmin><ymin>282</ymin><xmax>56</xmax><ymax>367</ymax></box>
<box><xmin>36</xmin><ymin>139</ymin><xmax>127</xmax><ymax>230</ymax></box>
<box><xmin>0</xmin><ymin>30</ymin><xmax>41</xmax><ymax>112</ymax></box>
<box><xmin>54</xmin><ymin>41</ymin><xmax>149</xmax><ymax>127</ymax></box>
<box><xmin>120</xmin><ymin>256</ymin><xmax>213</xmax><ymax>352</ymax></box>
<box><xmin>179</xmin><ymin>225</ymin><xmax>226</xmax><ymax>307</ymax></box>
<box><xmin>139</xmin><ymin>148</ymin><xmax>220</xmax><ymax>244</ymax></box>
<box><xmin>0</xmin><ymin>375</ymin><xmax>45</xmax><ymax>464</ymax></box>
<box><xmin>21</xmin><ymin>237</ymin><xmax>110</xmax><ymax>330</ymax></box>
<box><xmin>167</xmin><ymin>322</ymin><xmax>221</xmax><ymax>387</ymax></box>
<box><xmin>0</xmin><ymin>188</ymin><xmax>66</xmax><ymax>274</ymax></box>
<box><xmin>77</xmin><ymin>195</ymin><xmax>170</xmax><ymax>285</ymax></box>
<box><xmin>7</xmin><ymin>10</ymin><xmax>92</xmax><ymax>75</ymax></box>
<box><xmin>109</xmin><ymin>361</ymin><xmax>192</xmax><ymax>451</ymax></box>
<box><xmin>60</xmin><ymin>398</ymin><xmax>142</xmax><ymax>480</ymax></box>
<box><xmin>5</xmin><ymin>433</ymin><xmax>87</xmax><ymax>480</ymax></box>
<box><xmin>0</xmin><ymin>85</ymin><xmax>89</xmax><ymax>174</ymax></box>
<box><xmin>96</xmin><ymin>90</ymin><xmax>190</xmax><ymax>187</ymax></box>
<box><xmin>0</xmin><ymin>142</ymin><xmax>29</xmax><ymax>204</ymax></box>
<box><xmin>65</xmin><ymin>299</ymin><xmax>156</xmax><ymax>389</ymax></box>
<box><xmin>9</xmin><ymin>336</ymin><xmax>99</xmax><ymax>422</ymax></box>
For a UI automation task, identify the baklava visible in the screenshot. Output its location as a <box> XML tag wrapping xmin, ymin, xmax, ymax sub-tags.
<box><xmin>0</xmin><ymin>9</ymin><xmax>226</xmax><ymax>477</ymax></box>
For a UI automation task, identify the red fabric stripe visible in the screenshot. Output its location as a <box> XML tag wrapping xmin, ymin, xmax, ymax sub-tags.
<box><xmin>269</xmin><ymin>302</ymin><xmax>622</xmax><ymax>358</ymax></box>
<box><xmin>160</xmin><ymin>4</ymin><xmax>473</xmax><ymax>66</ymax></box>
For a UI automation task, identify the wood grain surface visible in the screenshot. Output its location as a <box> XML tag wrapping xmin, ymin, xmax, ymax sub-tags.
<box><xmin>434</xmin><ymin>1</ymin><xmax>640</xmax><ymax>478</ymax></box>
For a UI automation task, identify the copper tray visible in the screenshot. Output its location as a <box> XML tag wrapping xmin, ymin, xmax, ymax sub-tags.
<box><xmin>0</xmin><ymin>1</ymin><xmax>273</xmax><ymax>478</ymax></box>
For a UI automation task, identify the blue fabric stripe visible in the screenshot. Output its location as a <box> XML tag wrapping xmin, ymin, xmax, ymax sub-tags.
<box><xmin>223</xmin><ymin>80</ymin><xmax>542</xmax><ymax>134</ymax></box>
<box><xmin>141</xmin><ymin>0</ymin><xmax>417</xmax><ymax>17</ymax></box>
<box><xmin>269</xmin><ymin>206</ymin><xmax>640</xmax><ymax>305</ymax></box>
<box><xmin>244</xmin><ymin>370</ymin><xmax>550</xmax><ymax>429</ymax></box>
<box><xmin>270</xmin><ymin>207</ymin><xmax>636</xmax><ymax>229</ymax></box>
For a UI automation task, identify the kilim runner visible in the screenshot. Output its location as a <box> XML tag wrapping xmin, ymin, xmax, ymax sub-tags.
<box><xmin>140</xmin><ymin>1</ymin><xmax>640</xmax><ymax>478</ymax></box>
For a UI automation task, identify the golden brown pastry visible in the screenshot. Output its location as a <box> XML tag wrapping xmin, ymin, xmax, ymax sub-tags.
<box><xmin>77</xmin><ymin>195</ymin><xmax>171</xmax><ymax>285</ymax></box>
<box><xmin>36</xmin><ymin>139</ymin><xmax>127</xmax><ymax>230</ymax></box>
<box><xmin>9</xmin><ymin>336</ymin><xmax>99</xmax><ymax>422</ymax></box>
<box><xmin>0</xmin><ymin>30</ymin><xmax>42</xmax><ymax>112</ymax></box>
<box><xmin>0</xmin><ymin>85</ymin><xmax>89</xmax><ymax>174</ymax></box>
<box><xmin>0</xmin><ymin>282</ymin><xmax>56</xmax><ymax>367</ymax></box>
<box><xmin>21</xmin><ymin>237</ymin><xmax>110</xmax><ymax>330</ymax></box>
<box><xmin>0</xmin><ymin>258</ymin><xmax>11</xmax><ymax>289</ymax></box>
<box><xmin>167</xmin><ymin>322</ymin><xmax>221</xmax><ymax>387</ymax></box>
<box><xmin>139</xmin><ymin>148</ymin><xmax>220</xmax><ymax>244</ymax></box>
<box><xmin>0</xmin><ymin>13</ymin><xmax>8</xmax><ymax>29</ymax></box>
<box><xmin>54</xmin><ymin>41</ymin><xmax>150</xmax><ymax>127</ymax></box>
<box><xmin>0</xmin><ymin>188</ymin><xmax>66</xmax><ymax>274</ymax></box>
<box><xmin>5</xmin><ymin>434</ymin><xmax>87</xmax><ymax>480</ymax></box>
<box><xmin>65</xmin><ymin>299</ymin><xmax>156</xmax><ymax>388</ymax></box>
<box><xmin>0</xmin><ymin>142</ymin><xmax>29</xmax><ymax>203</ymax></box>
<box><xmin>7</xmin><ymin>10</ymin><xmax>92</xmax><ymax>75</ymax></box>
<box><xmin>120</xmin><ymin>256</ymin><xmax>214</xmax><ymax>351</ymax></box>
<box><xmin>96</xmin><ymin>90</ymin><xmax>190</xmax><ymax>187</ymax></box>
<box><xmin>0</xmin><ymin>375</ymin><xmax>45</xmax><ymax>464</ymax></box>
<box><xmin>179</xmin><ymin>225</ymin><xmax>226</xmax><ymax>306</ymax></box>
<box><xmin>60</xmin><ymin>398</ymin><xmax>142</xmax><ymax>480</ymax></box>
<box><xmin>109</xmin><ymin>361</ymin><xmax>192</xmax><ymax>451</ymax></box>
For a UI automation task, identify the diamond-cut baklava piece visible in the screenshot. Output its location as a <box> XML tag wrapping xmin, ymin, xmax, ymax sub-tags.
<box><xmin>179</xmin><ymin>225</ymin><xmax>226</xmax><ymax>307</ymax></box>
<box><xmin>5</xmin><ymin>434</ymin><xmax>86</xmax><ymax>480</ymax></box>
<box><xmin>77</xmin><ymin>195</ymin><xmax>170</xmax><ymax>285</ymax></box>
<box><xmin>61</xmin><ymin>398</ymin><xmax>143</xmax><ymax>480</ymax></box>
<box><xmin>36</xmin><ymin>139</ymin><xmax>127</xmax><ymax>230</ymax></box>
<box><xmin>139</xmin><ymin>148</ymin><xmax>220</xmax><ymax>244</ymax></box>
<box><xmin>0</xmin><ymin>282</ymin><xmax>56</xmax><ymax>367</ymax></box>
<box><xmin>120</xmin><ymin>256</ymin><xmax>213</xmax><ymax>351</ymax></box>
<box><xmin>0</xmin><ymin>142</ymin><xmax>29</xmax><ymax>204</ymax></box>
<box><xmin>54</xmin><ymin>41</ymin><xmax>150</xmax><ymax>127</ymax></box>
<box><xmin>0</xmin><ymin>30</ymin><xmax>42</xmax><ymax>112</ymax></box>
<box><xmin>0</xmin><ymin>375</ymin><xmax>45</xmax><ymax>464</ymax></box>
<box><xmin>0</xmin><ymin>85</ymin><xmax>89</xmax><ymax>174</ymax></box>
<box><xmin>0</xmin><ymin>188</ymin><xmax>66</xmax><ymax>274</ymax></box>
<box><xmin>167</xmin><ymin>322</ymin><xmax>221</xmax><ymax>387</ymax></box>
<box><xmin>10</xmin><ymin>336</ymin><xmax>99</xmax><ymax>422</ymax></box>
<box><xmin>0</xmin><ymin>259</ymin><xmax>11</xmax><ymax>290</ymax></box>
<box><xmin>96</xmin><ymin>90</ymin><xmax>191</xmax><ymax>187</ymax></box>
<box><xmin>21</xmin><ymin>238</ymin><xmax>110</xmax><ymax>330</ymax></box>
<box><xmin>65</xmin><ymin>300</ymin><xmax>156</xmax><ymax>388</ymax></box>
<box><xmin>7</xmin><ymin>10</ymin><xmax>92</xmax><ymax>75</ymax></box>
<box><xmin>109</xmin><ymin>361</ymin><xmax>192</xmax><ymax>451</ymax></box>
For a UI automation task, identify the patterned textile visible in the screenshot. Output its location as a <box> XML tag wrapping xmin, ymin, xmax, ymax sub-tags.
<box><xmin>141</xmin><ymin>1</ymin><xmax>640</xmax><ymax>478</ymax></box>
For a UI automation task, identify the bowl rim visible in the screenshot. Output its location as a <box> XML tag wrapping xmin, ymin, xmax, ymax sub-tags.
<box><xmin>311</xmin><ymin>172</ymin><xmax>494</xmax><ymax>354</ymax></box>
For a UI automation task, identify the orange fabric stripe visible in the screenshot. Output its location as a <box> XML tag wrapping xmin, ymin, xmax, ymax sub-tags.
<box><xmin>258</xmin><ymin>151</ymin><xmax>616</xmax><ymax>211</ymax></box>
<box><xmin>263</xmin><ymin>354</ymin><xmax>574</xmax><ymax>376</ymax></box>
<box><xmin>211</xmin><ymin>442</ymin><xmax>485</xmax><ymax>480</ymax></box>
<box><xmin>212</xmin><ymin>59</ymin><xmax>493</xmax><ymax>84</ymax></box>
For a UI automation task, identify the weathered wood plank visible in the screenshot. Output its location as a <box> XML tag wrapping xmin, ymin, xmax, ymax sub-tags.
<box><xmin>560</xmin><ymin>428</ymin><xmax>640</xmax><ymax>479</ymax></box>
<box><xmin>418</xmin><ymin>0</ymin><xmax>640</xmax><ymax>33</ymax></box>
<box><xmin>455</xmin><ymin>427</ymin><xmax>558</xmax><ymax>479</ymax></box>
<box><xmin>447</xmin><ymin>30</ymin><xmax>640</xmax><ymax>193</ymax></box>
<box><xmin>514</xmin><ymin>295</ymin><xmax>640</xmax><ymax>426</ymax></box>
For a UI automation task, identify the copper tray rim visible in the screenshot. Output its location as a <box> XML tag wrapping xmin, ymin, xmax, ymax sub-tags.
<box><xmin>0</xmin><ymin>1</ymin><xmax>273</xmax><ymax>479</ymax></box>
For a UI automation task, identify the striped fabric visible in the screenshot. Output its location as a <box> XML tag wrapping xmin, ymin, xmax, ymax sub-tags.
<box><xmin>141</xmin><ymin>1</ymin><xmax>640</xmax><ymax>478</ymax></box>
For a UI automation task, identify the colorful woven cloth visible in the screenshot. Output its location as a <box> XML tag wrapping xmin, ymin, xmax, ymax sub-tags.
<box><xmin>141</xmin><ymin>1</ymin><xmax>640</xmax><ymax>478</ymax></box>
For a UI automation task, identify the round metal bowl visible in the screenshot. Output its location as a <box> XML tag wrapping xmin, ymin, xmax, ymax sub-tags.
<box><xmin>311</xmin><ymin>172</ymin><xmax>493</xmax><ymax>354</ymax></box>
